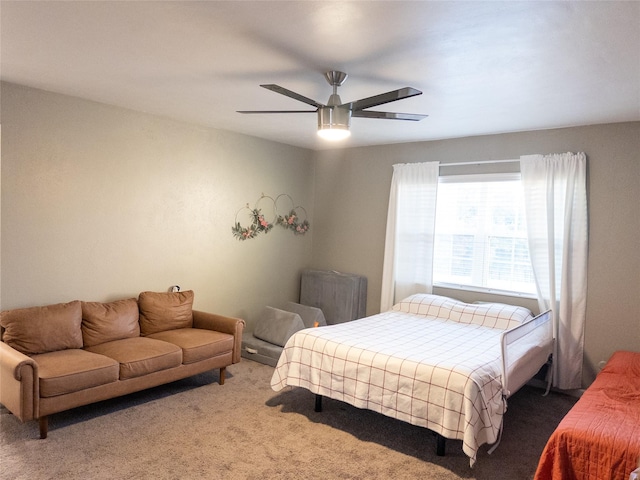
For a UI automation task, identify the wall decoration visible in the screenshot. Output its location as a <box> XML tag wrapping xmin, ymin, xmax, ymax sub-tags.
<box><xmin>275</xmin><ymin>194</ymin><xmax>310</xmax><ymax>235</ymax></box>
<box><xmin>253</xmin><ymin>194</ymin><xmax>276</xmax><ymax>234</ymax></box>
<box><xmin>232</xmin><ymin>193</ymin><xmax>310</xmax><ymax>241</ymax></box>
<box><xmin>276</xmin><ymin>207</ymin><xmax>310</xmax><ymax>234</ymax></box>
<box><xmin>231</xmin><ymin>204</ymin><xmax>260</xmax><ymax>240</ymax></box>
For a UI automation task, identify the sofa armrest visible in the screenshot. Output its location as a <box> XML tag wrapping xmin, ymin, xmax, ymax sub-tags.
<box><xmin>192</xmin><ymin>311</ymin><xmax>246</xmax><ymax>364</ymax></box>
<box><xmin>0</xmin><ymin>341</ymin><xmax>38</xmax><ymax>422</ymax></box>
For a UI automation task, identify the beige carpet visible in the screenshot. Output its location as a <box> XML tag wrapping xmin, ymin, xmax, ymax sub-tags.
<box><xmin>1</xmin><ymin>359</ymin><xmax>576</xmax><ymax>480</ymax></box>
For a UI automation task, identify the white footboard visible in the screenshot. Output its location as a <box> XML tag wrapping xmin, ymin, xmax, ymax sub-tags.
<box><xmin>500</xmin><ymin>310</ymin><xmax>554</xmax><ymax>399</ymax></box>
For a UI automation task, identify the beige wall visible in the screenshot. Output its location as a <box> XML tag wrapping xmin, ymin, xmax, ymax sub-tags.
<box><xmin>311</xmin><ymin>123</ymin><xmax>640</xmax><ymax>385</ymax></box>
<box><xmin>0</xmin><ymin>83</ymin><xmax>315</xmax><ymax>331</ymax></box>
<box><xmin>2</xmin><ymin>82</ymin><xmax>639</xmax><ymax>387</ymax></box>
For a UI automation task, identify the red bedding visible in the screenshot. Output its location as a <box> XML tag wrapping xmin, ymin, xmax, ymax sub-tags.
<box><xmin>534</xmin><ymin>350</ymin><xmax>640</xmax><ymax>480</ymax></box>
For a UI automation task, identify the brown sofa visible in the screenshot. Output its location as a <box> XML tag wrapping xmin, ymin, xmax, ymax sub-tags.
<box><xmin>0</xmin><ymin>290</ymin><xmax>245</xmax><ymax>438</ymax></box>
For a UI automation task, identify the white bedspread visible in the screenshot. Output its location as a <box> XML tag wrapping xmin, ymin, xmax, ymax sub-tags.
<box><xmin>271</xmin><ymin>310</ymin><xmax>510</xmax><ymax>466</ymax></box>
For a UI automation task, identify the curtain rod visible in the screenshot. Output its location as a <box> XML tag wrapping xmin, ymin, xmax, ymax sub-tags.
<box><xmin>439</xmin><ymin>159</ymin><xmax>519</xmax><ymax>167</ymax></box>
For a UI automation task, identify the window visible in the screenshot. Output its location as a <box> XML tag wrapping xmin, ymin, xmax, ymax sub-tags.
<box><xmin>433</xmin><ymin>173</ymin><xmax>537</xmax><ymax>295</ymax></box>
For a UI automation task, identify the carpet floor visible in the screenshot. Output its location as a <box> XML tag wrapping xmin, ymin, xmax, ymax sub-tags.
<box><xmin>1</xmin><ymin>359</ymin><xmax>576</xmax><ymax>480</ymax></box>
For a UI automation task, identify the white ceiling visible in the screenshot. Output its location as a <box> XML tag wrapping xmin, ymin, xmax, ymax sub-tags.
<box><xmin>1</xmin><ymin>1</ymin><xmax>639</xmax><ymax>151</ymax></box>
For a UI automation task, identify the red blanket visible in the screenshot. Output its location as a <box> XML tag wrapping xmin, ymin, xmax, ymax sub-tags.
<box><xmin>535</xmin><ymin>351</ymin><xmax>640</xmax><ymax>480</ymax></box>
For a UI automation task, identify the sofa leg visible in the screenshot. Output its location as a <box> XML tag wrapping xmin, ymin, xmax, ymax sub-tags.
<box><xmin>39</xmin><ymin>416</ymin><xmax>48</xmax><ymax>439</ymax></box>
<box><xmin>219</xmin><ymin>367</ymin><xmax>225</xmax><ymax>385</ymax></box>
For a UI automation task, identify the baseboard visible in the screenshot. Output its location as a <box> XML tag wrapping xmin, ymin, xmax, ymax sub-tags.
<box><xmin>527</xmin><ymin>378</ymin><xmax>585</xmax><ymax>398</ymax></box>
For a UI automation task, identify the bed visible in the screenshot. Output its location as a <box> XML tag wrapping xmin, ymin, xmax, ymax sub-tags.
<box><xmin>271</xmin><ymin>293</ymin><xmax>554</xmax><ymax>467</ymax></box>
<box><xmin>534</xmin><ymin>350</ymin><xmax>640</xmax><ymax>480</ymax></box>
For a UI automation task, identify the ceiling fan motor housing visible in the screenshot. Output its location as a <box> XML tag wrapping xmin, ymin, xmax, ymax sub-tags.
<box><xmin>318</xmin><ymin>105</ymin><xmax>351</xmax><ymax>131</ymax></box>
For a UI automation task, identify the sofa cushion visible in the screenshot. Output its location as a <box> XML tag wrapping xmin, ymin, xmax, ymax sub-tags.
<box><xmin>85</xmin><ymin>337</ymin><xmax>182</xmax><ymax>380</ymax></box>
<box><xmin>253</xmin><ymin>306</ymin><xmax>305</xmax><ymax>347</ymax></box>
<box><xmin>0</xmin><ymin>300</ymin><xmax>83</xmax><ymax>355</ymax></box>
<box><xmin>81</xmin><ymin>298</ymin><xmax>140</xmax><ymax>348</ymax></box>
<box><xmin>147</xmin><ymin>328</ymin><xmax>234</xmax><ymax>364</ymax></box>
<box><xmin>33</xmin><ymin>349</ymin><xmax>120</xmax><ymax>398</ymax></box>
<box><xmin>138</xmin><ymin>290</ymin><xmax>194</xmax><ymax>336</ymax></box>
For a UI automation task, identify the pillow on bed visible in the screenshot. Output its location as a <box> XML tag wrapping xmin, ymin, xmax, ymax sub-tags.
<box><xmin>392</xmin><ymin>294</ymin><xmax>460</xmax><ymax>317</ymax></box>
<box><xmin>448</xmin><ymin>302</ymin><xmax>533</xmax><ymax>329</ymax></box>
<box><xmin>392</xmin><ymin>293</ymin><xmax>532</xmax><ymax>330</ymax></box>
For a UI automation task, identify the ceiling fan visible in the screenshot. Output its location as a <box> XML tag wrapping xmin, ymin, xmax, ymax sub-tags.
<box><xmin>237</xmin><ymin>71</ymin><xmax>428</xmax><ymax>141</ymax></box>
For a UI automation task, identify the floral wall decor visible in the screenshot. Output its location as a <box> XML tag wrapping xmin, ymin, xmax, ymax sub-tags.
<box><xmin>232</xmin><ymin>193</ymin><xmax>310</xmax><ymax>241</ymax></box>
<box><xmin>275</xmin><ymin>194</ymin><xmax>310</xmax><ymax>235</ymax></box>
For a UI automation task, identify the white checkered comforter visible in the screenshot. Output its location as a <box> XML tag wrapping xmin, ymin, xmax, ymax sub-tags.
<box><xmin>270</xmin><ymin>295</ymin><xmax>536</xmax><ymax>466</ymax></box>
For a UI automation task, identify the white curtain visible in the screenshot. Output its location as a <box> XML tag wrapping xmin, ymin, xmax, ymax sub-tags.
<box><xmin>520</xmin><ymin>152</ymin><xmax>588</xmax><ymax>390</ymax></box>
<box><xmin>380</xmin><ymin>162</ymin><xmax>439</xmax><ymax>312</ymax></box>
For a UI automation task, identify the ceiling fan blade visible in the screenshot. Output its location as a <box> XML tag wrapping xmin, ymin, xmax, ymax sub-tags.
<box><xmin>260</xmin><ymin>84</ymin><xmax>325</xmax><ymax>109</ymax></box>
<box><xmin>348</xmin><ymin>87</ymin><xmax>422</xmax><ymax>111</ymax></box>
<box><xmin>352</xmin><ymin>111</ymin><xmax>428</xmax><ymax>121</ymax></box>
<box><xmin>237</xmin><ymin>110</ymin><xmax>317</xmax><ymax>114</ymax></box>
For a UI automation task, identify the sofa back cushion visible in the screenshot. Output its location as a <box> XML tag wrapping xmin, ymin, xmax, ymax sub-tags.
<box><xmin>81</xmin><ymin>298</ymin><xmax>140</xmax><ymax>347</ymax></box>
<box><xmin>138</xmin><ymin>290</ymin><xmax>194</xmax><ymax>336</ymax></box>
<box><xmin>0</xmin><ymin>300</ymin><xmax>83</xmax><ymax>355</ymax></box>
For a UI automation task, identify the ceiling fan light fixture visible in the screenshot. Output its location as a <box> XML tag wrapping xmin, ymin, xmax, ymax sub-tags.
<box><xmin>318</xmin><ymin>127</ymin><xmax>350</xmax><ymax>141</ymax></box>
<box><xmin>239</xmin><ymin>71</ymin><xmax>426</xmax><ymax>140</ymax></box>
<box><xmin>317</xmin><ymin>106</ymin><xmax>351</xmax><ymax>141</ymax></box>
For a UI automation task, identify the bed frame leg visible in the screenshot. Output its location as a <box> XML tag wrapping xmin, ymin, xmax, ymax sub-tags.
<box><xmin>543</xmin><ymin>356</ymin><xmax>553</xmax><ymax>396</ymax></box>
<box><xmin>436</xmin><ymin>433</ymin><xmax>446</xmax><ymax>456</ymax></box>
<box><xmin>315</xmin><ymin>394</ymin><xmax>323</xmax><ymax>412</ymax></box>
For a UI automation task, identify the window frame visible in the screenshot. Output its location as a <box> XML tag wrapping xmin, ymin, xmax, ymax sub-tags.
<box><xmin>432</xmin><ymin>172</ymin><xmax>537</xmax><ymax>299</ymax></box>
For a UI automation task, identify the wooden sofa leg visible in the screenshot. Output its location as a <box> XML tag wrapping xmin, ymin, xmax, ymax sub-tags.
<box><xmin>219</xmin><ymin>367</ymin><xmax>225</xmax><ymax>385</ymax></box>
<box><xmin>39</xmin><ymin>416</ymin><xmax>48</xmax><ymax>439</ymax></box>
